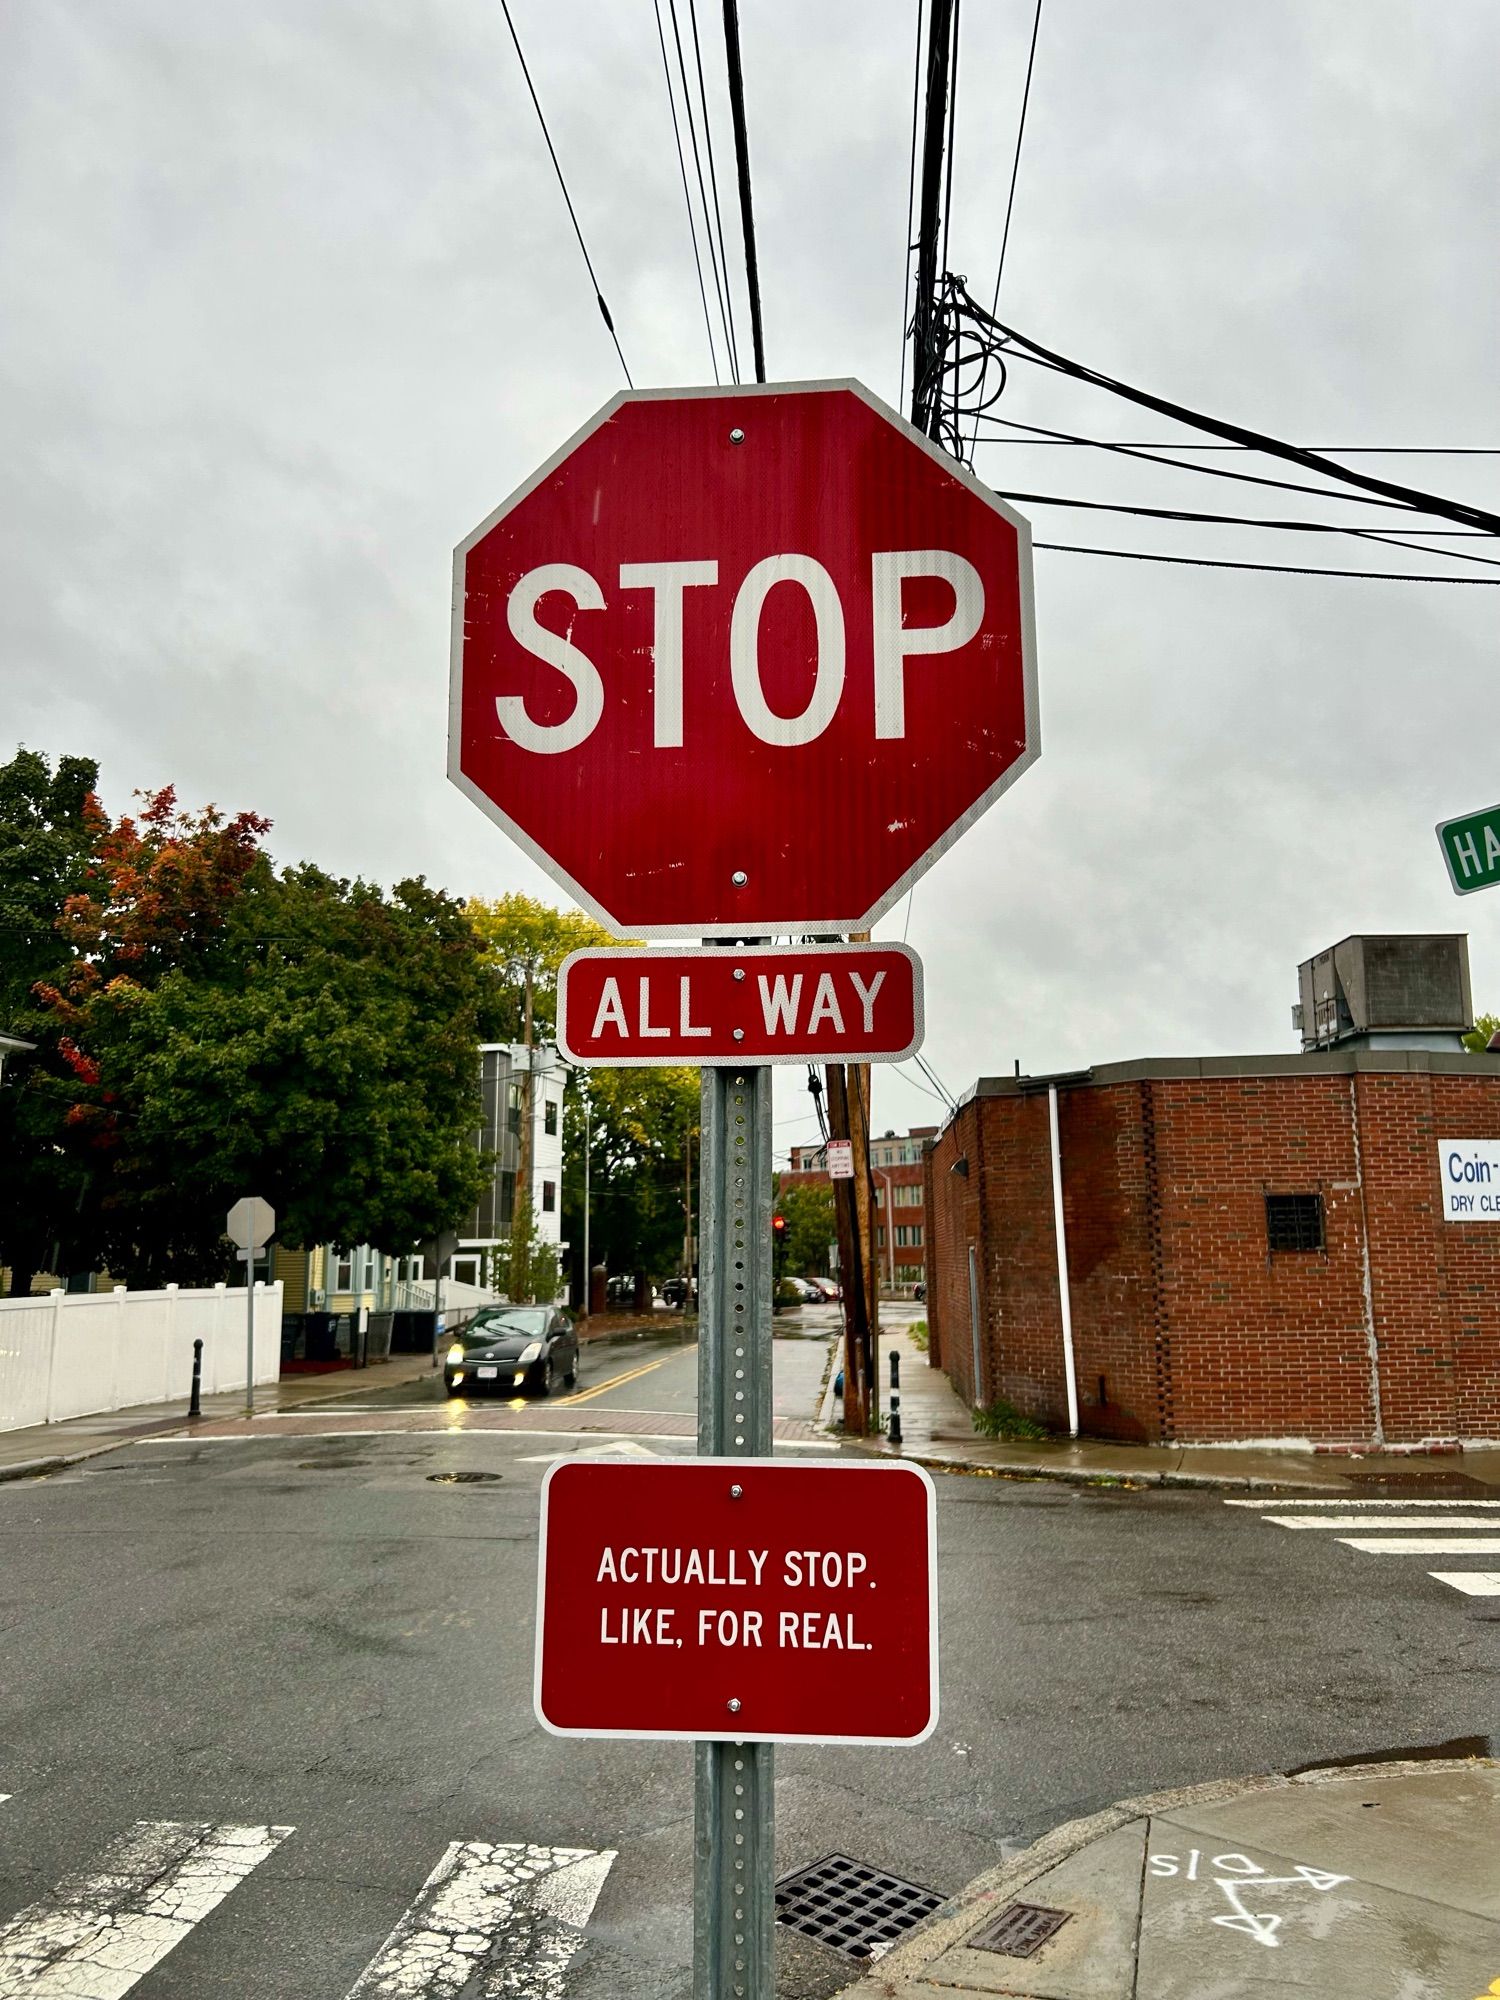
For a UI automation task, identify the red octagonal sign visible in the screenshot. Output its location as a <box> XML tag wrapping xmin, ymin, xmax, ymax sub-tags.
<box><xmin>450</xmin><ymin>380</ymin><xmax>1037</xmax><ymax>935</ymax></box>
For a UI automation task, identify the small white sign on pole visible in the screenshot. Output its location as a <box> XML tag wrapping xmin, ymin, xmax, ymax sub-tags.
<box><xmin>1438</xmin><ymin>1139</ymin><xmax>1500</xmax><ymax>1220</ymax></box>
<box><xmin>826</xmin><ymin>1140</ymin><xmax>855</xmax><ymax>1181</ymax></box>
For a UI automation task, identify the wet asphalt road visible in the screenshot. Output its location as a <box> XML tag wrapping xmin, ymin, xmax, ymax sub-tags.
<box><xmin>0</xmin><ymin>1335</ymin><xmax>1494</xmax><ymax>1997</ymax></box>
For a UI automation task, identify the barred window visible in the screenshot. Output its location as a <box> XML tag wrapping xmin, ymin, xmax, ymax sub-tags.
<box><xmin>1265</xmin><ymin>1193</ymin><xmax>1323</xmax><ymax>1253</ymax></box>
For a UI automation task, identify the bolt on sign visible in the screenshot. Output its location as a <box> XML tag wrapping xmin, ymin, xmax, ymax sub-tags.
<box><xmin>1438</xmin><ymin>803</ymin><xmax>1500</xmax><ymax>895</ymax></box>
<box><xmin>449</xmin><ymin>380</ymin><xmax>1038</xmax><ymax>937</ymax></box>
<box><xmin>534</xmin><ymin>1459</ymin><xmax>938</xmax><ymax>1744</ymax></box>
<box><xmin>556</xmin><ymin>942</ymin><xmax>922</xmax><ymax>1066</ymax></box>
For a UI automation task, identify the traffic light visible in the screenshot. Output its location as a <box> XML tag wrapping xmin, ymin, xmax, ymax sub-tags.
<box><xmin>771</xmin><ymin>1213</ymin><xmax>787</xmax><ymax>1242</ymax></box>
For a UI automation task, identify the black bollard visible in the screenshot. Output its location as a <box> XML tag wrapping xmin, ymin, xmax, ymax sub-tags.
<box><xmin>888</xmin><ymin>1347</ymin><xmax>902</xmax><ymax>1448</ymax></box>
<box><xmin>189</xmin><ymin>1337</ymin><xmax>203</xmax><ymax>1418</ymax></box>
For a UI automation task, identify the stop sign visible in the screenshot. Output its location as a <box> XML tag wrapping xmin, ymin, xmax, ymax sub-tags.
<box><xmin>450</xmin><ymin>380</ymin><xmax>1037</xmax><ymax>935</ymax></box>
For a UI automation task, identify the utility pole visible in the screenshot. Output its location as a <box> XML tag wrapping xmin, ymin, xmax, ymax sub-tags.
<box><xmin>510</xmin><ymin>961</ymin><xmax>536</xmax><ymax>1304</ymax></box>
<box><xmin>580</xmin><ymin>1083</ymin><xmax>592</xmax><ymax>1319</ymax></box>
<box><xmin>909</xmin><ymin>0</ymin><xmax>957</xmax><ymax>438</ymax></box>
<box><xmin>826</xmin><ymin>1063</ymin><xmax>872</xmax><ymax>1434</ymax></box>
<box><xmin>683</xmin><ymin>1122</ymin><xmax>695</xmax><ymax>1314</ymax></box>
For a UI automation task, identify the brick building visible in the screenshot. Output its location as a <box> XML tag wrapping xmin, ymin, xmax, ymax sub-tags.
<box><xmin>785</xmin><ymin>1125</ymin><xmax>937</xmax><ymax>1291</ymax></box>
<box><xmin>924</xmin><ymin>1047</ymin><xmax>1500</xmax><ymax>1449</ymax></box>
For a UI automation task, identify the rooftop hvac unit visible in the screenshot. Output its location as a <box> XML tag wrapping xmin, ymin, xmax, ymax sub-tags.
<box><xmin>1296</xmin><ymin>935</ymin><xmax>1472</xmax><ymax>1051</ymax></box>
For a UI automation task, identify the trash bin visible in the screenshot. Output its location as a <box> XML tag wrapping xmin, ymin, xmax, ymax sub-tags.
<box><xmin>365</xmin><ymin>1310</ymin><xmax>394</xmax><ymax>1363</ymax></box>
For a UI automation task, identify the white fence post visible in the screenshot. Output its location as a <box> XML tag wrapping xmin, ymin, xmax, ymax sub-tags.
<box><xmin>44</xmin><ymin>1288</ymin><xmax>65</xmax><ymax>1424</ymax></box>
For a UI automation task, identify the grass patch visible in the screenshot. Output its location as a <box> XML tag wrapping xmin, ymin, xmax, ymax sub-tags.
<box><xmin>907</xmin><ymin>1318</ymin><xmax>929</xmax><ymax>1353</ymax></box>
<box><xmin>972</xmin><ymin>1397</ymin><xmax>1053</xmax><ymax>1441</ymax></box>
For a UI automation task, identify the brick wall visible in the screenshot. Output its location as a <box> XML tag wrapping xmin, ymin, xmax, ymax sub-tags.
<box><xmin>927</xmin><ymin>1054</ymin><xmax>1500</xmax><ymax>1447</ymax></box>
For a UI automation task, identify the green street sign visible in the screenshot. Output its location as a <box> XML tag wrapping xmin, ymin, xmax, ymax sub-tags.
<box><xmin>1437</xmin><ymin>803</ymin><xmax>1500</xmax><ymax>895</ymax></box>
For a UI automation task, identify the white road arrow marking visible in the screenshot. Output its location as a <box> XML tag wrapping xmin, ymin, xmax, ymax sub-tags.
<box><xmin>1428</xmin><ymin>1570</ymin><xmax>1500</xmax><ymax>1595</ymax></box>
<box><xmin>515</xmin><ymin>1441</ymin><xmax>662</xmax><ymax>1465</ymax></box>
<box><xmin>344</xmin><ymin>1841</ymin><xmax>616</xmax><ymax>1998</ymax></box>
<box><xmin>0</xmin><ymin>1819</ymin><xmax>292</xmax><ymax>1997</ymax></box>
<box><xmin>1338</xmin><ymin>1536</ymin><xmax>1500</xmax><ymax>1555</ymax></box>
<box><xmin>1261</xmin><ymin>1514</ymin><xmax>1500</xmax><ymax>1531</ymax></box>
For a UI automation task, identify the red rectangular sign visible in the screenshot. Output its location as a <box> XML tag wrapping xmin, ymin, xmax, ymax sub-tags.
<box><xmin>534</xmin><ymin>1459</ymin><xmax>938</xmax><ymax>1744</ymax></box>
<box><xmin>556</xmin><ymin>942</ymin><xmax>923</xmax><ymax>1067</ymax></box>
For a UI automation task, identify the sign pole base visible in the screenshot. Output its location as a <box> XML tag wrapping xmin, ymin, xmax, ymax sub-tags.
<box><xmin>693</xmin><ymin>1064</ymin><xmax>775</xmax><ymax>1998</ymax></box>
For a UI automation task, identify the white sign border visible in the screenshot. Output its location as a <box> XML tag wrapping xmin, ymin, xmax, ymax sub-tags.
<box><xmin>554</xmin><ymin>941</ymin><xmax>925</xmax><ymax>1068</ymax></box>
<box><xmin>449</xmin><ymin>377</ymin><xmax>1039</xmax><ymax>939</ymax></box>
<box><xmin>532</xmin><ymin>1454</ymin><xmax>940</xmax><ymax>1746</ymax></box>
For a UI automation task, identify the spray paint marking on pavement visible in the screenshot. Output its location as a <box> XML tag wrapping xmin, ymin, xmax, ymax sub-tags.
<box><xmin>0</xmin><ymin>1819</ymin><xmax>292</xmax><ymax>1996</ymax></box>
<box><xmin>1147</xmin><ymin>1848</ymin><xmax>1349</xmax><ymax>1949</ymax></box>
<box><xmin>344</xmin><ymin>1842</ymin><xmax>615</xmax><ymax>1998</ymax></box>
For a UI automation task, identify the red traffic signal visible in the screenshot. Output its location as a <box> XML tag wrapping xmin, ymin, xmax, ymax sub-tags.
<box><xmin>771</xmin><ymin>1214</ymin><xmax>787</xmax><ymax>1237</ymax></box>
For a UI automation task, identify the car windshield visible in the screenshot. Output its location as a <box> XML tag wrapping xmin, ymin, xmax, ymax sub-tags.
<box><xmin>457</xmin><ymin>1309</ymin><xmax>550</xmax><ymax>1346</ymax></box>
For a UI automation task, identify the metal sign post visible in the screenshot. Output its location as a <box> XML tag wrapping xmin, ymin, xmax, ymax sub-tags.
<box><xmin>693</xmin><ymin>1064</ymin><xmax>774</xmax><ymax>2000</ymax></box>
<box><xmin>226</xmin><ymin>1197</ymin><xmax>275</xmax><ymax>1419</ymax></box>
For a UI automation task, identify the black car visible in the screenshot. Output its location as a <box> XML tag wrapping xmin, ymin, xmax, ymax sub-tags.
<box><xmin>444</xmin><ymin>1306</ymin><xmax>578</xmax><ymax>1398</ymax></box>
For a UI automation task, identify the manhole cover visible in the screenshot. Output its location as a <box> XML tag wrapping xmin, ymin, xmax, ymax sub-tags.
<box><xmin>968</xmin><ymin>1902</ymin><xmax>1073</xmax><ymax>1958</ymax></box>
<box><xmin>774</xmin><ymin>1854</ymin><xmax>943</xmax><ymax>1960</ymax></box>
<box><xmin>426</xmin><ymin>1471</ymin><xmax>504</xmax><ymax>1484</ymax></box>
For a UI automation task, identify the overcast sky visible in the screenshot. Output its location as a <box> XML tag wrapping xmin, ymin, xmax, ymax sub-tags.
<box><xmin>4</xmin><ymin>0</ymin><xmax>1498</xmax><ymax>1161</ymax></box>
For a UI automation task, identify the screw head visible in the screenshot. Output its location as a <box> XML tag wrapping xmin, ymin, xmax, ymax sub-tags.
<box><xmin>732</xmin><ymin>967</ymin><xmax>746</xmax><ymax>981</ymax></box>
<box><xmin>729</xmin><ymin>427</ymin><xmax>745</xmax><ymax>444</ymax></box>
<box><xmin>729</xmin><ymin>1482</ymin><xmax>743</xmax><ymax>1499</ymax></box>
<box><xmin>731</xmin><ymin>869</ymin><xmax>748</xmax><ymax>887</ymax></box>
<box><xmin>727</xmin><ymin>1696</ymin><xmax>742</xmax><ymax>1713</ymax></box>
<box><xmin>733</xmin><ymin>1027</ymin><xmax>745</xmax><ymax>1042</ymax></box>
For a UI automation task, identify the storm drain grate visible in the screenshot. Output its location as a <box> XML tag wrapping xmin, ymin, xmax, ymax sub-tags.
<box><xmin>774</xmin><ymin>1853</ymin><xmax>943</xmax><ymax>1960</ymax></box>
<box><xmin>967</xmin><ymin>1902</ymin><xmax>1073</xmax><ymax>1958</ymax></box>
<box><xmin>426</xmin><ymin>1470</ymin><xmax>504</xmax><ymax>1484</ymax></box>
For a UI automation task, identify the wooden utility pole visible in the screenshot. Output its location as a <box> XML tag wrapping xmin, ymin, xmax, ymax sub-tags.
<box><xmin>827</xmin><ymin>1062</ymin><xmax>872</xmax><ymax>1434</ymax></box>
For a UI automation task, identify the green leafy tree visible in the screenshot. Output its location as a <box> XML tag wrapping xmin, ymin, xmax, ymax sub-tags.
<box><xmin>1464</xmin><ymin>1013</ymin><xmax>1500</xmax><ymax>1053</ymax></box>
<box><xmin>565</xmin><ymin>1066</ymin><xmax>700</xmax><ymax>1293</ymax></box>
<box><xmin>1</xmin><ymin>761</ymin><xmax>491</xmax><ymax>1288</ymax></box>
<box><xmin>0</xmin><ymin>749</ymin><xmax>103</xmax><ymax>1291</ymax></box>
<box><xmin>464</xmin><ymin>892</ymin><xmax>637</xmax><ymax>1042</ymax></box>
<box><xmin>774</xmin><ymin>1174</ymin><xmax>837</xmax><ymax>1277</ymax></box>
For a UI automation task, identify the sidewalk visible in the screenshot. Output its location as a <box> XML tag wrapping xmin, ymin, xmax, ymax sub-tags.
<box><xmin>833</xmin><ymin>1757</ymin><xmax>1500</xmax><ymax>1998</ymax></box>
<box><xmin>863</xmin><ymin>1329</ymin><xmax>1500</xmax><ymax>1493</ymax></box>
<box><xmin>0</xmin><ymin>1351</ymin><xmax>441</xmax><ymax>1481</ymax></box>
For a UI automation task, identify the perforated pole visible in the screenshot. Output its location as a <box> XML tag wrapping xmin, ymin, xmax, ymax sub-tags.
<box><xmin>693</xmin><ymin>1064</ymin><xmax>774</xmax><ymax>1999</ymax></box>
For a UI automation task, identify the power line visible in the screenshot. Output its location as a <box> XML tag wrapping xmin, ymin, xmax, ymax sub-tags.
<box><xmin>983</xmin><ymin>428</ymin><xmax>1500</xmax><ymax>455</ymax></box>
<box><xmin>666</xmin><ymin>0</ymin><xmax>737</xmax><ymax>378</ymax></box>
<box><xmin>973</xmin><ymin>410</ymin><xmax>1444</xmax><ymax>514</ymax></box>
<box><xmin>992</xmin><ymin>488</ymin><xmax>1500</xmax><ymax>569</ymax></box>
<box><xmin>898</xmin><ymin>0</ymin><xmax>925</xmax><ymax>413</ymax></box>
<box><xmin>721</xmin><ymin>0</ymin><xmax>767</xmax><ymax>381</ymax></box>
<box><xmin>498</xmin><ymin>0</ymin><xmax>632</xmax><ymax>385</ymax></box>
<box><xmin>909</xmin><ymin>0</ymin><xmax>957</xmax><ymax>432</ymax></box>
<box><xmin>1033</xmin><ymin>542</ymin><xmax>1500</xmax><ymax>584</ymax></box>
<box><xmin>652</xmin><ymin>0</ymin><xmax>720</xmax><ymax>381</ymax></box>
<box><xmin>959</xmin><ymin>290</ymin><xmax>1500</xmax><ymax>535</ymax></box>
<box><xmin>968</xmin><ymin>0</ymin><xmax>1042</xmax><ymax>458</ymax></box>
<box><xmin>688</xmin><ymin>0</ymin><xmax>740</xmax><ymax>379</ymax></box>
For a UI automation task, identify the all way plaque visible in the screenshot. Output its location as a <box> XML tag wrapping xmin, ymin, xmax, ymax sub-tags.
<box><xmin>534</xmin><ymin>1458</ymin><xmax>938</xmax><ymax>1744</ymax></box>
<box><xmin>556</xmin><ymin>942</ymin><xmax>923</xmax><ymax>1066</ymax></box>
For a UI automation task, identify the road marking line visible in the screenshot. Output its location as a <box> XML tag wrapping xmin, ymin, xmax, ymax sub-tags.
<box><xmin>344</xmin><ymin>1841</ymin><xmax>614</xmax><ymax>1998</ymax></box>
<box><xmin>558</xmin><ymin>1353</ymin><xmax>689</xmax><ymax>1406</ymax></box>
<box><xmin>1429</xmin><ymin>1572</ymin><xmax>1500</xmax><ymax>1596</ymax></box>
<box><xmin>1337</xmin><ymin>1536</ymin><xmax>1500</xmax><ymax>1555</ymax></box>
<box><xmin>1224</xmin><ymin>1504</ymin><xmax>1500</xmax><ymax>1512</ymax></box>
<box><xmin>0</xmin><ymin>1819</ymin><xmax>292</xmax><ymax>1997</ymax></box>
<box><xmin>1260</xmin><ymin>1514</ymin><xmax>1500</xmax><ymax>1531</ymax></box>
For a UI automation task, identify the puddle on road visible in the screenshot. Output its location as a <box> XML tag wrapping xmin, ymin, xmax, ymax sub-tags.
<box><xmin>1285</xmin><ymin>1733</ymin><xmax>1492</xmax><ymax>1777</ymax></box>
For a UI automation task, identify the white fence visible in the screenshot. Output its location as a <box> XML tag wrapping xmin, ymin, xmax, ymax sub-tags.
<box><xmin>0</xmin><ymin>1282</ymin><xmax>283</xmax><ymax>1433</ymax></box>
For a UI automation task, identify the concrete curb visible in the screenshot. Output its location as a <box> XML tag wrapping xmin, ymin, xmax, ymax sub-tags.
<box><xmin>891</xmin><ymin>1449</ymin><xmax>1344</xmax><ymax>1493</ymax></box>
<box><xmin>0</xmin><ymin>1437</ymin><xmax>169</xmax><ymax>1483</ymax></box>
<box><xmin>832</xmin><ymin>1756</ymin><xmax>1500</xmax><ymax>1996</ymax></box>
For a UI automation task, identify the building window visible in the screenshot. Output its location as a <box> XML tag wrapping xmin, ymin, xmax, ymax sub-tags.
<box><xmin>876</xmin><ymin>1226</ymin><xmax>886</xmax><ymax>1248</ymax></box>
<box><xmin>1266</xmin><ymin>1193</ymin><xmax>1324</xmax><ymax>1254</ymax></box>
<box><xmin>895</xmin><ymin>1224</ymin><xmax>924</xmax><ymax>1248</ymax></box>
<box><xmin>544</xmin><ymin>1098</ymin><xmax>558</xmax><ymax>1136</ymax></box>
<box><xmin>333</xmin><ymin>1249</ymin><xmax>353</xmax><ymax>1292</ymax></box>
<box><xmin>542</xmin><ymin>1179</ymin><xmax>557</xmax><ymax>1214</ymax></box>
<box><xmin>895</xmin><ymin>1183</ymin><xmax>921</xmax><ymax>1206</ymax></box>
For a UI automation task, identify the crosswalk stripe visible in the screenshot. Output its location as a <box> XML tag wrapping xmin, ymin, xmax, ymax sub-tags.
<box><xmin>1259</xmin><ymin>1513</ymin><xmax>1500</xmax><ymax>1531</ymax></box>
<box><xmin>1428</xmin><ymin>1571</ymin><xmax>1500</xmax><ymax>1595</ymax></box>
<box><xmin>343</xmin><ymin>1840</ymin><xmax>615</xmax><ymax>1998</ymax></box>
<box><xmin>1225</xmin><ymin>1496</ymin><xmax>1500</xmax><ymax>1509</ymax></box>
<box><xmin>0</xmin><ymin>1819</ymin><xmax>292</xmax><ymax>1997</ymax></box>
<box><xmin>1337</xmin><ymin>1536</ymin><xmax>1500</xmax><ymax>1555</ymax></box>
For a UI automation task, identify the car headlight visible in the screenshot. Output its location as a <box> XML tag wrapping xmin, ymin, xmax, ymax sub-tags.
<box><xmin>446</xmin><ymin>1344</ymin><xmax>465</xmax><ymax>1366</ymax></box>
<box><xmin>518</xmin><ymin>1341</ymin><xmax>543</xmax><ymax>1364</ymax></box>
